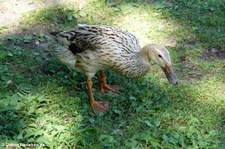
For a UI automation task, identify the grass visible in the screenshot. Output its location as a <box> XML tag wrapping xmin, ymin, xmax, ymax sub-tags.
<box><xmin>0</xmin><ymin>0</ymin><xmax>224</xmax><ymax>148</ymax></box>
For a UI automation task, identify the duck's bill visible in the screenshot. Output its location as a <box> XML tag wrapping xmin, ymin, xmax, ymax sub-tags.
<box><xmin>162</xmin><ymin>65</ymin><xmax>178</xmax><ymax>85</ymax></box>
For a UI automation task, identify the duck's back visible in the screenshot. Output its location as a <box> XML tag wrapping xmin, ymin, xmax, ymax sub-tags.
<box><xmin>50</xmin><ymin>24</ymin><xmax>142</xmax><ymax>75</ymax></box>
<box><xmin>55</xmin><ymin>24</ymin><xmax>141</xmax><ymax>54</ymax></box>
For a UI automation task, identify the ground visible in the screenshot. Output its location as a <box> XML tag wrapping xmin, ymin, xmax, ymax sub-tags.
<box><xmin>0</xmin><ymin>0</ymin><xmax>224</xmax><ymax>148</ymax></box>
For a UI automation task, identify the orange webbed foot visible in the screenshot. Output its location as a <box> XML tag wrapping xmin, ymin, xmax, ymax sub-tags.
<box><xmin>99</xmin><ymin>71</ymin><xmax>122</xmax><ymax>94</ymax></box>
<box><xmin>100</xmin><ymin>83</ymin><xmax>121</xmax><ymax>94</ymax></box>
<box><xmin>91</xmin><ymin>100</ymin><xmax>109</xmax><ymax>114</ymax></box>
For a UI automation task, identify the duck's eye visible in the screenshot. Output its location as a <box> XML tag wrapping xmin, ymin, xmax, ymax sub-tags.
<box><xmin>158</xmin><ymin>54</ymin><xmax>162</xmax><ymax>58</ymax></box>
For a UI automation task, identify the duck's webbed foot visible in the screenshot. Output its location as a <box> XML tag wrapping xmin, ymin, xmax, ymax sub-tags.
<box><xmin>91</xmin><ymin>100</ymin><xmax>109</xmax><ymax>114</ymax></box>
<box><xmin>87</xmin><ymin>79</ymin><xmax>109</xmax><ymax>114</ymax></box>
<box><xmin>99</xmin><ymin>71</ymin><xmax>121</xmax><ymax>94</ymax></box>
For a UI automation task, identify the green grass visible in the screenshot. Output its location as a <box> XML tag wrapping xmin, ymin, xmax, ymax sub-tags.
<box><xmin>0</xmin><ymin>0</ymin><xmax>224</xmax><ymax>148</ymax></box>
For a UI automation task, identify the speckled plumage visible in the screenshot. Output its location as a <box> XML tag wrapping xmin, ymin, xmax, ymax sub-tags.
<box><xmin>48</xmin><ymin>24</ymin><xmax>151</xmax><ymax>79</ymax></box>
<box><xmin>46</xmin><ymin>24</ymin><xmax>178</xmax><ymax>113</ymax></box>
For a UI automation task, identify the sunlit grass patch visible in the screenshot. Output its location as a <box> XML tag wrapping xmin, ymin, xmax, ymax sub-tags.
<box><xmin>111</xmin><ymin>4</ymin><xmax>177</xmax><ymax>47</ymax></box>
<box><xmin>136</xmin><ymin>76</ymin><xmax>225</xmax><ymax>148</ymax></box>
<box><xmin>0</xmin><ymin>88</ymin><xmax>84</xmax><ymax>147</ymax></box>
<box><xmin>20</xmin><ymin>4</ymin><xmax>78</xmax><ymax>30</ymax></box>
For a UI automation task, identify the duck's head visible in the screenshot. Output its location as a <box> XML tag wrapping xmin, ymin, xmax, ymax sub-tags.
<box><xmin>142</xmin><ymin>44</ymin><xmax>178</xmax><ymax>85</ymax></box>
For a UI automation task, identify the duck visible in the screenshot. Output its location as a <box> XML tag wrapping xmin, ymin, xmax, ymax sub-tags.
<box><xmin>46</xmin><ymin>24</ymin><xmax>178</xmax><ymax>114</ymax></box>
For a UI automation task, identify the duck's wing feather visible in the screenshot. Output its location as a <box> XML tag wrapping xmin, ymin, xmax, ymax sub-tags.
<box><xmin>51</xmin><ymin>24</ymin><xmax>141</xmax><ymax>55</ymax></box>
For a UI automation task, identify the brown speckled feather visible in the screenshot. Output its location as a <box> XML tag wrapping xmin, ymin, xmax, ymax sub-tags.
<box><xmin>46</xmin><ymin>24</ymin><xmax>178</xmax><ymax>114</ymax></box>
<box><xmin>49</xmin><ymin>24</ymin><xmax>150</xmax><ymax>79</ymax></box>
<box><xmin>55</xmin><ymin>24</ymin><xmax>140</xmax><ymax>54</ymax></box>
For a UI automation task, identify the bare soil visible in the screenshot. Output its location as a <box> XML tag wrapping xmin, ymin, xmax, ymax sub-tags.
<box><xmin>200</xmin><ymin>48</ymin><xmax>225</xmax><ymax>61</ymax></box>
<box><xmin>0</xmin><ymin>0</ymin><xmax>40</xmax><ymax>27</ymax></box>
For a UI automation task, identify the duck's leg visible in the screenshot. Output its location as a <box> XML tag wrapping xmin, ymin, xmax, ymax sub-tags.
<box><xmin>99</xmin><ymin>71</ymin><xmax>120</xmax><ymax>94</ymax></box>
<box><xmin>87</xmin><ymin>79</ymin><xmax>109</xmax><ymax>114</ymax></box>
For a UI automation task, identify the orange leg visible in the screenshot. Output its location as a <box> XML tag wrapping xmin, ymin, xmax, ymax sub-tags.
<box><xmin>87</xmin><ymin>79</ymin><xmax>109</xmax><ymax>114</ymax></box>
<box><xmin>99</xmin><ymin>71</ymin><xmax>120</xmax><ymax>94</ymax></box>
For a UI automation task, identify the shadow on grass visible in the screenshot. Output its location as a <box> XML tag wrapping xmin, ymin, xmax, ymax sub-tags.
<box><xmin>0</xmin><ymin>44</ymin><xmax>168</xmax><ymax>147</ymax></box>
<box><xmin>0</xmin><ymin>44</ymin><xmax>224</xmax><ymax>147</ymax></box>
<box><xmin>0</xmin><ymin>0</ymin><xmax>224</xmax><ymax>148</ymax></box>
<box><xmin>112</xmin><ymin>0</ymin><xmax>225</xmax><ymax>49</ymax></box>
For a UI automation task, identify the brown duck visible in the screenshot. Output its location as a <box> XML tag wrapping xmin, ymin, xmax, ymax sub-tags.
<box><xmin>46</xmin><ymin>24</ymin><xmax>178</xmax><ymax>114</ymax></box>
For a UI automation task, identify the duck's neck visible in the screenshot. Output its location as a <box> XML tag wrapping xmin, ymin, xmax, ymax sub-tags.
<box><xmin>139</xmin><ymin>45</ymin><xmax>151</xmax><ymax>64</ymax></box>
<box><xmin>120</xmin><ymin>47</ymin><xmax>151</xmax><ymax>78</ymax></box>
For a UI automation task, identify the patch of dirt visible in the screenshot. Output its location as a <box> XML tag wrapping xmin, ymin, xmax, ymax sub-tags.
<box><xmin>182</xmin><ymin>39</ymin><xmax>196</xmax><ymax>47</ymax></box>
<box><xmin>177</xmin><ymin>39</ymin><xmax>203</xmax><ymax>81</ymax></box>
<box><xmin>200</xmin><ymin>48</ymin><xmax>225</xmax><ymax>61</ymax></box>
<box><xmin>164</xmin><ymin>36</ymin><xmax>177</xmax><ymax>47</ymax></box>
<box><xmin>0</xmin><ymin>0</ymin><xmax>77</xmax><ymax>31</ymax></box>
<box><xmin>178</xmin><ymin>59</ymin><xmax>203</xmax><ymax>81</ymax></box>
<box><xmin>0</xmin><ymin>0</ymin><xmax>40</xmax><ymax>27</ymax></box>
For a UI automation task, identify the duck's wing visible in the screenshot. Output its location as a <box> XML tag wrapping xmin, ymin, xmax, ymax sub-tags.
<box><xmin>51</xmin><ymin>24</ymin><xmax>141</xmax><ymax>55</ymax></box>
